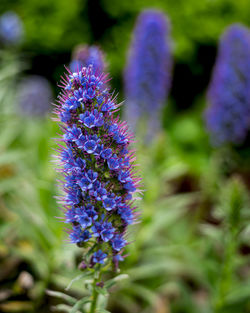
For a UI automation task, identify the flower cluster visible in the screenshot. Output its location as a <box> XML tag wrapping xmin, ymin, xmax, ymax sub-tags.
<box><xmin>17</xmin><ymin>75</ymin><xmax>53</xmax><ymax>116</ymax></box>
<box><xmin>205</xmin><ymin>24</ymin><xmax>250</xmax><ymax>146</ymax></box>
<box><xmin>70</xmin><ymin>44</ymin><xmax>106</xmax><ymax>75</ymax></box>
<box><xmin>0</xmin><ymin>11</ymin><xmax>23</xmax><ymax>45</ymax></box>
<box><xmin>124</xmin><ymin>9</ymin><xmax>172</xmax><ymax>137</ymax></box>
<box><xmin>54</xmin><ymin>66</ymin><xmax>140</xmax><ymax>268</ymax></box>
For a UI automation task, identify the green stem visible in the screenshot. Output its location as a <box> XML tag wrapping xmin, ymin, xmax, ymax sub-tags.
<box><xmin>90</xmin><ymin>281</ymin><xmax>98</xmax><ymax>313</ymax></box>
<box><xmin>89</xmin><ymin>271</ymin><xmax>101</xmax><ymax>313</ymax></box>
<box><xmin>214</xmin><ymin>228</ymin><xmax>237</xmax><ymax>313</ymax></box>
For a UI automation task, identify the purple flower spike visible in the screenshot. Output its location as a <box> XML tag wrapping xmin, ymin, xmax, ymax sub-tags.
<box><xmin>205</xmin><ymin>24</ymin><xmax>250</xmax><ymax>146</ymax></box>
<box><xmin>124</xmin><ymin>10</ymin><xmax>172</xmax><ymax>138</ymax></box>
<box><xmin>54</xmin><ymin>65</ymin><xmax>141</xmax><ymax>268</ymax></box>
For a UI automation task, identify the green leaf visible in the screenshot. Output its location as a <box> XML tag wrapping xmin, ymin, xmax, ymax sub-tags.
<box><xmin>51</xmin><ymin>304</ymin><xmax>73</xmax><ymax>312</ymax></box>
<box><xmin>66</xmin><ymin>272</ymin><xmax>93</xmax><ymax>291</ymax></box>
<box><xmin>225</xmin><ymin>282</ymin><xmax>250</xmax><ymax>304</ymax></box>
<box><xmin>70</xmin><ymin>297</ymin><xmax>91</xmax><ymax>313</ymax></box>
<box><xmin>104</xmin><ymin>281</ymin><xmax>116</xmax><ymax>289</ymax></box>
<box><xmin>97</xmin><ymin>309</ymin><xmax>111</xmax><ymax>313</ymax></box>
<box><xmin>95</xmin><ymin>286</ymin><xmax>108</xmax><ymax>296</ymax></box>
<box><xmin>46</xmin><ymin>289</ymin><xmax>77</xmax><ymax>305</ymax></box>
<box><xmin>114</xmin><ymin>274</ymin><xmax>129</xmax><ymax>282</ymax></box>
<box><xmin>123</xmin><ymin>282</ymin><xmax>158</xmax><ymax>306</ymax></box>
<box><xmin>104</xmin><ymin>274</ymin><xmax>129</xmax><ymax>289</ymax></box>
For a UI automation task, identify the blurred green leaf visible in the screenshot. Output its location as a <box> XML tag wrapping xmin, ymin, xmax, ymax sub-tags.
<box><xmin>66</xmin><ymin>273</ymin><xmax>93</xmax><ymax>291</ymax></box>
<box><xmin>46</xmin><ymin>290</ymin><xmax>77</xmax><ymax>305</ymax></box>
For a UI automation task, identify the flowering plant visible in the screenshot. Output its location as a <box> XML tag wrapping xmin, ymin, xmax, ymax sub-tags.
<box><xmin>51</xmin><ymin>65</ymin><xmax>141</xmax><ymax>312</ymax></box>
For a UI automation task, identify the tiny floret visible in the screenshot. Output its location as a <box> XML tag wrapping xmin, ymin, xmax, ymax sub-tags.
<box><xmin>92</xmin><ymin>250</ymin><xmax>107</xmax><ymax>264</ymax></box>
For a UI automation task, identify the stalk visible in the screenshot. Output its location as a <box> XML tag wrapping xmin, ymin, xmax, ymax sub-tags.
<box><xmin>214</xmin><ymin>229</ymin><xmax>237</xmax><ymax>312</ymax></box>
<box><xmin>90</xmin><ymin>270</ymin><xmax>101</xmax><ymax>313</ymax></box>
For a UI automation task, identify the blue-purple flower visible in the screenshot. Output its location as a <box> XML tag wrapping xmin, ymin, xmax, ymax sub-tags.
<box><xmin>205</xmin><ymin>24</ymin><xmax>250</xmax><ymax>146</ymax></box>
<box><xmin>124</xmin><ymin>9</ymin><xmax>172</xmax><ymax>137</ymax></box>
<box><xmin>54</xmin><ymin>66</ymin><xmax>141</xmax><ymax>268</ymax></box>
<box><xmin>92</xmin><ymin>250</ymin><xmax>107</xmax><ymax>264</ymax></box>
<box><xmin>70</xmin><ymin>44</ymin><xmax>106</xmax><ymax>75</ymax></box>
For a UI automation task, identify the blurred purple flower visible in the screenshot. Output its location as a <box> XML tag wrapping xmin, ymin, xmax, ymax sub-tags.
<box><xmin>124</xmin><ymin>9</ymin><xmax>172</xmax><ymax>137</ymax></box>
<box><xmin>70</xmin><ymin>44</ymin><xmax>106</xmax><ymax>75</ymax></box>
<box><xmin>205</xmin><ymin>24</ymin><xmax>250</xmax><ymax>146</ymax></box>
<box><xmin>17</xmin><ymin>76</ymin><xmax>53</xmax><ymax>116</ymax></box>
<box><xmin>0</xmin><ymin>11</ymin><xmax>24</xmax><ymax>45</ymax></box>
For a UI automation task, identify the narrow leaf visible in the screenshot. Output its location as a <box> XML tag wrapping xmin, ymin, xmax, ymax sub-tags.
<box><xmin>51</xmin><ymin>304</ymin><xmax>73</xmax><ymax>312</ymax></box>
<box><xmin>46</xmin><ymin>290</ymin><xmax>77</xmax><ymax>305</ymax></box>
<box><xmin>113</xmin><ymin>274</ymin><xmax>129</xmax><ymax>282</ymax></box>
<box><xmin>70</xmin><ymin>297</ymin><xmax>91</xmax><ymax>313</ymax></box>
<box><xmin>66</xmin><ymin>272</ymin><xmax>93</xmax><ymax>291</ymax></box>
<box><xmin>95</xmin><ymin>286</ymin><xmax>108</xmax><ymax>296</ymax></box>
<box><xmin>104</xmin><ymin>274</ymin><xmax>129</xmax><ymax>289</ymax></box>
